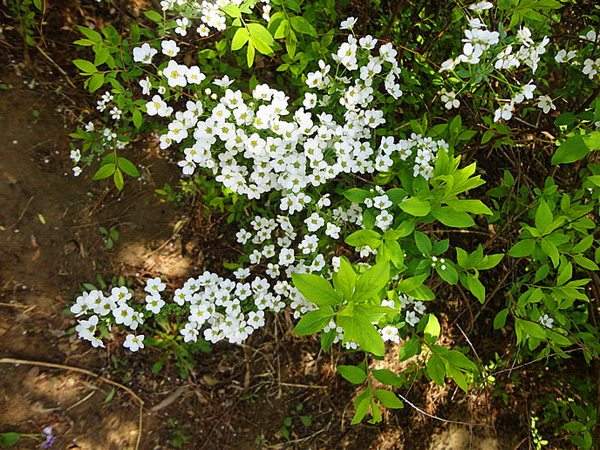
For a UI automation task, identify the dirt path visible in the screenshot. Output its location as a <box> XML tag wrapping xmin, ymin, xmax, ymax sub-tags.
<box><xmin>0</xmin><ymin>71</ymin><xmax>185</xmax><ymax>449</ymax></box>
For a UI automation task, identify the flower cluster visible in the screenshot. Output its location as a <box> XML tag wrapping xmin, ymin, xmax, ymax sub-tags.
<box><xmin>72</xmin><ymin>20</ymin><xmax>442</xmax><ymax>353</ymax></box>
<box><xmin>159</xmin><ymin>0</ymin><xmax>271</xmax><ymax>37</ymax></box>
<box><xmin>133</xmin><ymin>33</ymin><xmax>427</xmax><ymax>208</ymax></box>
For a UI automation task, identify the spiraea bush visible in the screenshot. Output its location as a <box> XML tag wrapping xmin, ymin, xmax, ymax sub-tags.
<box><xmin>65</xmin><ymin>0</ymin><xmax>599</xmax><ymax>444</ymax></box>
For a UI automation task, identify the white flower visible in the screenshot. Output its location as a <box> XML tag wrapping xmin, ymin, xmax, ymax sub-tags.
<box><xmin>340</xmin><ymin>17</ymin><xmax>357</xmax><ymax>30</ymax></box>
<box><xmin>186</xmin><ymin>66</ymin><xmax>206</xmax><ymax>85</ymax></box>
<box><xmin>305</xmin><ymin>213</ymin><xmax>325</xmax><ymax>232</ymax></box>
<box><xmin>139</xmin><ymin>77</ymin><xmax>151</xmax><ymax>95</ymax></box>
<box><xmin>555</xmin><ymin>49</ymin><xmax>577</xmax><ymax>64</ymax></box>
<box><xmin>161</xmin><ymin>40</ymin><xmax>180</xmax><ymax>57</ymax></box>
<box><xmin>536</xmin><ymin>95</ymin><xmax>555</xmax><ymax>114</ymax></box>
<box><xmin>163</xmin><ymin>60</ymin><xmax>188</xmax><ymax>87</ymax></box>
<box><xmin>494</xmin><ymin>102</ymin><xmax>514</xmax><ymax>122</ymax></box>
<box><xmin>468</xmin><ymin>1</ymin><xmax>493</xmax><ymax>12</ymax></box>
<box><xmin>145</xmin><ymin>277</ymin><xmax>166</xmax><ymax>295</ymax></box>
<box><xmin>513</xmin><ymin>81</ymin><xmax>536</xmax><ymax>104</ymax></box>
<box><xmin>197</xmin><ymin>24</ymin><xmax>210</xmax><ymax>37</ymax></box>
<box><xmin>133</xmin><ymin>43</ymin><xmax>158</xmax><ymax>64</ymax></box>
<box><xmin>405</xmin><ymin>310</ymin><xmax>420</xmax><ymax>327</ymax></box>
<box><xmin>145</xmin><ymin>295</ymin><xmax>165</xmax><ymax>314</ymax></box>
<box><xmin>440</xmin><ymin>89</ymin><xmax>460</xmax><ymax>110</ymax></box>
<box><xmin>380</xmin><ymin>325</ymin><xmax>400</xmax><ymax>344</ymax></box>
<box><xmin>123</xmin><ymin>334</ymin><xmax>145</xmax><ymax>352</ymax></box>
<box><xmin>539</xmin><ymin>314</ymin><xmax>554</xmax><ymax>329</ymax></box>
<box><xmin>580</xmin><ymin>30</ymin><xmax>597</xmax><ymax>43</ymax></box>
<box><xmin>72</xmin><ymin>166</ymin><xmax>82</xmax><ymax>177</ymax></box>
<box><xmin>175</xmin><ymin>17</ymin><xmax>189</xmax><ymax>36</ymax></box>
<box><xmin>325</xmin><ymin>223</ymin><xmax>341</xmax><ymax>239</ymax></box>
<box><xmin>213</xmin><ymin>75</ymin><xmax>234</xmax><ymax>88</ymax></box>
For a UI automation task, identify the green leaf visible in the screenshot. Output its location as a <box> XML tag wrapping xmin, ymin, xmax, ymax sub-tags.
<box><xmin>231</xmin><ymin>27</ymin><xmax>249</xmax><ymax>51</ymax></box>
<box><xmin>73</xmin><ymin>59</ymin><xmax>97</xmax><ymax>74</ymax></box>
<box><xmin>77</xmin><ymin>26</ymin><xmax>102</xmax><ymax>43</ymax></box>
<box><xmin>516</xmin><ymin>319</ymin><xmax>546</xmax><ymax>340</ymax></box>
<box><xmin>414</xmin><ymin>231</ymin><xmax>432</xmax><ymax>256</ymax></box>
<box><xmin>446</xmin><ymin>199</ymin><xmax>492</xmax><ymax>215</ymax></box>
<box><xmin>493</xmin><ymin>308</ymin><xmax>509</xmax><ymax>330</ymax></box>
<box><xmin>573</xmin><ymin>254</ymin><xmax>599</xmax><ymax>271</ymax></box>
<box><xmin>426</xmin><ymin>354</ymin><xmax>445</xmax><ymax>385</ymax></box>
<box><xmin>345</xmin><ymin>229</ymin><xmax>382</xmax><ymax>249</ymax></box>
<box><xmin>478</xmin><ymin>254</ymin><xmax>504</xmax><ymax>270</ymax></box>
<box><xmin>399</xmin><ymin>197</ymin><xmax>431</xmax><ymax>217</ymax></box>
<box><xmin>247</xmin><ymin>23</ymin><xmax>274</xmax><ymax>55</ymax></box>
<box><xmin>571</xmin><ymin>235</ymin><xmax>594</xmax><ymax>253</ymax></box>
<box><xmin>351</xmin><ymin>393</ymin><xmax>371</xmax><ymax>425</ymax></box>
<box><xmin>0</xmin><ymin>432</ymin><xmax>20</xmax><ymax>447</ymax></box>
<box><xmin>294</xmin><ymin>309</ymin><xmax>333</xmax><ymax>335</ymax></box>
<box><xmin>333</xmin><ymin>257</ymin><xmax>356</xmax><ymax>300</ymax></box>
<box><xmin>343</xmin><ymin>188</ymin><xmax>370</xmax><ymax>203</ymax></box>
<box><xmin>118</xmin><ymin>157</ymin><xmax>140</xmax><ymax>178</ymax></box>
<box><xmin>353</xmin><ymin>261</ymin><xmax>390</xmax><ymax>302</ymax></box>
<box><xmin>132</xmin><ymin>109</ymin><xmax>143</xmax><ymax>129</ymax></box>
<box><xmin>92</xmin><ymin>163</ymin><xmax>116</xmax><ymax>180</ymax></box>
<box><xmin>246</xmin><ymin>42</ymin><xmax>255</xmax><ymax>67</ymax></box>
<box><xmin>273</xmin><ymin>19</ymin><xmax>289</xmax><ymax>39</ymax></box>
<box><xmin>432</xmin><ymin>206</ymin><xmax>475</xmax><ymax>228</ymax></box>
<box><xmin>541</xmin><ymin>238</ymin><xmax>559</xmax><ymax>268</ymax></box>
<box><xmin>290</xmin><ymin>15</ymin><xmax>317</xmax><ymax>36</ymax></box>
<box><xmin>551</xmin><ymin>135</ymin><xmax>589</xmax><ymax>165</ymax></box>
<box><xmin>337</xmin><ymin>365</ymin><xmax>367</xmax><ymax>384</ymax></box>
<box><xmin>372</xmin><ymin>369</ymin><xmax>404</xmax><ymax>386</ymax></box>
<box><xmin>535</xmin><ymin>199</ymin><xmax>553</xmax><ymax>234</ymax></box>
<box><xmin>113</xmin><ymin>168</ymin><xmax>124</xmax><ymax>191</ymax></box>
<box><xmin>464</xmin><ymin>274</ymin><xmax>485</xmax><ymax>303</ymax></box>
<box><xmin>144</xmin><ymin>10</ymin><xmax>163</xmax><ymax>23</ymax></box>
<box><xmin>221</xmin><ymin>4</ymin><xmax>241</xmax><ymax>17</ymax></box>
<box><xmin>291</xmin><ymin>273</ymin><xmax>341</xmax><ymax>307</ymax></box>
<box><xmin>399</xmin><ymin>336</ymin><xmax>421</xmax><ymax>361</ymax></box>
<box><xmin>447</xmin><ymin>365</ymin><xmax>468</xmax><ymax>392</ymax></box>
<box><xmin>375</xmin><ymin>389</ymin><xmax>404</xmax><ymax>409</ymax></box>
<box><xmin>88</xmin><ymin>72</ymin><xmax>104</xmax><ymax>92</ymax></box>
<box><xmin>437</xmin><ymin>263</ymin><xmax>459</xmax><ymax>285</ymax></box>
<box><xmin>337</xmin><ymin>314</ymin><xmax>385</xmax><ymax>356</ymax></box>
<box><xmin>508</xmin><ymin>239</ymin><xmax>535</xmax><ymax>258</ymax></box>
<box><xmin>424</xmin><ymin>314</ymin><xmax>441</xmax><ymax>342</ymax></box>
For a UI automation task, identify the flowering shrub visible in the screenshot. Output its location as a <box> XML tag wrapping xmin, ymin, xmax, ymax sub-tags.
<box><xmin>68</xmin><ymin>0</ymin><xmax>600</xmax><ymax>430</ymax></box>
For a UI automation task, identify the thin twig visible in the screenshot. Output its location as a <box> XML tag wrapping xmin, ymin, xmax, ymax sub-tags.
<box><xmin>492</xmin><ymin>348</ymin><xmax>583</xmax><ymax>375</ymax></box>
<box><xmin>396</xmin><ymin>391</ymin><xmax>490</xmax><ymax>428</ymax></box>
<box><xmin>35</xmin><ymin>45</ymin><xmax>77</xmax><ymax>90</ymax></box>
<box><xmin>0</xmin><ymin>357</ymin><xmax>144</xmax><ymax>450</ymax></box>
<box><xmin>6</xmin><ymin>196</ymin><xmax>34</xmax><ymax>230</ymax></box>
<box><xmin>456</xmin><ymin>323</ymin><xmax>481</xmax><ymax>362</ymax></box>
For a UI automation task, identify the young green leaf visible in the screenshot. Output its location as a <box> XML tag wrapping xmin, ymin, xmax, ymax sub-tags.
<box><xmin>432</xmin><ymin>206</ymin><xmax>475</xmax><ymax>228</ymax></box>
<box><xmin>372</xmin><ymin>369</ymin><xmax>404</xmax><ymax>386</ymax></box>
<box><xmin>92</xmin><ymin>163</ymin><xmax>116</xmax><ymax>180</ymax></box>
<box><xmin>399</xmin><ymin>197</ymin><xmax>431</xmax><ymax>217</ymax></box>
<box><xmin>424</xmin><ymin>314</ymin><xmax>441</xmax><ymax>342</ymax></box>
<box><xmin>290</xmin><ymin>16</ymin><xmax>317</xmax><ymax>36</ymax></box>
<box><xmin>231</xmin><ymin>27</ymin><xmax>249</xmax><ymax>50</ymax></box>
<box><xmin>73</xmin><ymin>59</ymin><xmax>97</xmax><ymax>74</ymax></box>
<box><xmin>294</xmin><ymin>309</ymin><xmax>333</xmax><ymax>335</ymax></box>
<box><xmin>337</xmin><ymin>365</ymin><xmax>367</xmax><ymax>384</ymax></box>
<box><xmin>375</xmin><ymin>389</ymin><xmax>404</xmax><ymax>409</ymax></box>
<box><xmin>291</xmin><ymin>273</ymin><xmax>341</xmax><ymax>307</ymax></box>
<box><xmin>118</xmin><ymin>157</ymin><xmax>140</xmax><ymax>178</ymax></box>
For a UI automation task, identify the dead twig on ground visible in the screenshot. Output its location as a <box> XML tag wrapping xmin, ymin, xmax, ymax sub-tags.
<box><xmin>35</xmin><ymin>45</ymin><xmax>77</xmax><ymax>90</ymax></box>
<box><xmin>0</xmin><ymin>357</ymin><xmax>144</xmax><ymax>450</ymax></box>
